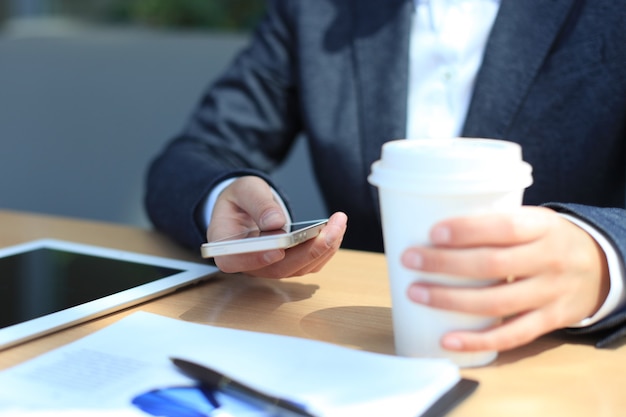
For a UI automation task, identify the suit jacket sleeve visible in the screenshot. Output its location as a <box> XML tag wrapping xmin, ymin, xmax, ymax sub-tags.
<box><xmin>144</xmin><ymin>0</ymin><xmax>300</xmax><ymax>250</ymax></box>
<box><xmin>546</xmin><ymin>203</ymin><xmax>626</xmax><ymax>348</ymax></box>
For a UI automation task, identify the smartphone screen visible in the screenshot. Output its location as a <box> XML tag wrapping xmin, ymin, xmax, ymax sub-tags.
<box><xmin>200</xmin><ymin>219</ymin><xmax>329</xmax><ymax>258</ymax></box>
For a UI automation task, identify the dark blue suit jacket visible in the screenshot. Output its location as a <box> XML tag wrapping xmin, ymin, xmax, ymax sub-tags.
<box><xmin>146</xmin><ymin>0</ymin><xmax>626</xmax><ymax>345</ymax></box>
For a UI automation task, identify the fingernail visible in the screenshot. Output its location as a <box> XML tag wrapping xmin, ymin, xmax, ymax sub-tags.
<box><xmin>442</xmin><ymin>336</ymin><xmax>463</xmax><ymax>350</ymax></box>
<box><xmin>431</xmin><ymin>226</ymin><xmax>451</xmax><ymax>244</ymax></box>
<box><xmin>324</xmin><ymin>230</ymin><xmax>336</xmax><ymax>247</ymax></box>
<box><xmin>408</xmin><ymin>286</ymin><xmax>430</xmax><ymax>304</ymax></box>
<box><xmin>262</xmin><ymin>250</ymin><xmax>284</xmax><ymax>264</ymax></box>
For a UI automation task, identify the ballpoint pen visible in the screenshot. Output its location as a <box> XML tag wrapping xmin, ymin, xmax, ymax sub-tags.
<box><xmin>170</xmin><ymin>357</ymin><xmax>318</xmax><ymax>417</ymax></box>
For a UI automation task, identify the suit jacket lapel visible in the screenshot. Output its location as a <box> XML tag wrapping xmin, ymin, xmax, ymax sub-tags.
<box><xmin>462</xmin><ymin>0</ymin><xmax>577</xmax><ymax>139</ymax></box>
<box><xmin>351</xmin><ymin>0</ymin><xmax>413</xmax><ymax>167</ymax></box>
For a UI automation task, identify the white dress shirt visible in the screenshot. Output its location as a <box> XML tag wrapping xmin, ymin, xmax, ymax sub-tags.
<box><xmin>203</xmin><ymin>0</ymin><xmax>624</xmax><ymax>327</ymax></box>
<box><xmin>407</xmin><ymin>0</ymin><xmax>499</xmax><ymax>139</ymax></box>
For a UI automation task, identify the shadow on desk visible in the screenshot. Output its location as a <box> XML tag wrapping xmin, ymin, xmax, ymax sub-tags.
<box><xmin>301</xmin><ymin>307</ymin><xmax>394</xmax><ymax>355</ymax></box>
<box><xmin>492</xmin><ymin>327</ymin><xmax>626</xmax><ymax>367</ymax></box>
<box><xmin>175</xmin><ymin>273</ymin><xmax>396</xmax><ymax>355</ymax></box>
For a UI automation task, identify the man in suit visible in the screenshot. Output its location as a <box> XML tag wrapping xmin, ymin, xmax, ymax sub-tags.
<box><xmin>145</xmin><ymin>0</ymin><xmax>626</xmax><ymax>353</ymax></box>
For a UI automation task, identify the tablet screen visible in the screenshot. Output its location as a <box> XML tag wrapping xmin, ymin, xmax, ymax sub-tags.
<box><xmin>0</xmin><ymin>239</ymin><xmax>217</xmax><ymax>350</ymax></box>
<box><xmin>0</xmin><ymin>248</ymin><xmax>182</xmax><ymax>328</ymax></box>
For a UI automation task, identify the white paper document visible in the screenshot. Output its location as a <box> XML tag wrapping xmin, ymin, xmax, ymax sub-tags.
<box><xmin>0</xmin><ymin>311</ymin><xmax>462</xmax><ymax>417</ymax></box>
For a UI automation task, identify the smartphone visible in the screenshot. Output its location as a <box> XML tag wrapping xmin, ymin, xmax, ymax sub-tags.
<box><xmin>200</xmin><ymin>219</ymin><xmax>329</xmax><ymax>258</ymax></box>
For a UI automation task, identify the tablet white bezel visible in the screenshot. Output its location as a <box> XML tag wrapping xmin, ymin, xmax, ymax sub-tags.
<box><xmin>0</xmin><ymin>239</ymin><xmax>217</xmax><ymax>351</ymax></box>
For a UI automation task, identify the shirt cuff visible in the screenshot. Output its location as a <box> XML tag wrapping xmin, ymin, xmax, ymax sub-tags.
<box><xmin>561</xmin><ymin>213</ymin><xmax>626</xmax><ymax>328</ymax></box>
<box><xmin>201</xmin><ymin>177</ymin><xmax>292</xmax><ymax>230</ymax></box>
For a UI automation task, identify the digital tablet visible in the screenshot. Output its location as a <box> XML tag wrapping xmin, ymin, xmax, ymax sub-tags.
<box><xmin>0</xmin><ymin>239</ymin><xmax>217</xmax><ymax>351</ymax></box>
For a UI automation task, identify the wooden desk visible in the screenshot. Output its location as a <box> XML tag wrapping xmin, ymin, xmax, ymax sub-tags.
<box><xmin>0</xmin><ymin>210</ymin><xmax>624</xmax><ymax>416</ymax></box>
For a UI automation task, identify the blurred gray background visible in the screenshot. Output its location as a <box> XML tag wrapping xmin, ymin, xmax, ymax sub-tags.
<box><xmin>0</xmin><ymin>0</ymin><xmax>325</xmax><ymax>229</ymax></box>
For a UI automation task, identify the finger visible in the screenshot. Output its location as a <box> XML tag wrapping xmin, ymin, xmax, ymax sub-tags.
<box><xmin>242</xmin><ymin>234</ymin><xmax>334</xmax><ymax>278</ymax></box>
<box><xmin>318</xmin><ymin>212</ymin><xmax>348</xmax><ymax>253</ymax></box>
<box><xmin>439</xmin><ymin>308</ymin><xmax>562</xmax><ymax>352</ymax></box>
<box><xmin>214</xmin><ymin>176</ymin><xmax>287</xmax><ymax>232</ymax></box>
<box><xmin>429</xmin><ymin>206</ymin><xmax>555</xmax><ymax>247</ymax></box>
<box><xmin>286</xmin><ymin>212</ymin><xmax>348</xmax><ymax>275</ymax></box>
<box><xmin>217</xmin><ymin>212</ymin><xmax>347</xmax><ymax>278</ymax></box>
<box><xmin>402</xmin><ymin>240</ymin><xmax>545</xmax><ymax>279</ymax></box>
<box><xmin>248</xmin><ymin>212</ymin><xmax>348</xmax><ymax>278</ymax></box>
<box><xmin>407</xmin><ymin>277</ymin><xmax>554</xmax><ymax>318</ymax></box>
<box><xmin>245</xmin><ymin>237</ymin><xmax>329</xmax><ymax>278</ymax></box>
<box><xmin>214</xmin><ymin>249</ymin><xmax>287</xmax><ymax>274</ymax></box>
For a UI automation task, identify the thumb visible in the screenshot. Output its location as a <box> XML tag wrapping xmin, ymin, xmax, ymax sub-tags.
<box><xmin>223</xmin><ymin>176</ymin><xmax>289</xmax><ymax>231</ymax></box>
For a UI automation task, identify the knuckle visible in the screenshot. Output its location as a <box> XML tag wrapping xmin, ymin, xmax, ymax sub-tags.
<box><xmin>537</xmin><ymin>307</ymin><xmax>565</xmax><ymax>331</ymax></box>
<box><xmin>308</xmin><ymin>244</ymin><xmax>327</xmax><ymax>260</ymax></box>
<box><xmin>547</xmin><ymin>256</ymin><xmax>567</xmax><ymax>275</ymax></box>
<box><xmin>422</xmin><ymin>250</ymin><xmax>448</xmax><ymax>272</ymax></box>
<box><xmin>483</xmin><ymin>250</ymin><xmax>512</xmax><ymax>277</ymax></box>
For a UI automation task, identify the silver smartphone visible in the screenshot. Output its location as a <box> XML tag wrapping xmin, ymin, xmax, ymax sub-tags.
<box><xmin>200</xmin><ymin>219</ymin><xmax>329</xmax><ymax>258</ymax></box>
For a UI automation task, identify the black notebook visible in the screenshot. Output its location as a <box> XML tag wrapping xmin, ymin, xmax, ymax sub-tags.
<box><xmin>422</xmin><ymin>378</ymin><xmax>479</xmax><ymax>417</ymax></box>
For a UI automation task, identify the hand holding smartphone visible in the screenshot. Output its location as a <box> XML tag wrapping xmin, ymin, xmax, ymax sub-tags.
<box><xmin>200</xmin><ymin>219</ymin><xmax>329</xmax><ymax>258</ymax></box>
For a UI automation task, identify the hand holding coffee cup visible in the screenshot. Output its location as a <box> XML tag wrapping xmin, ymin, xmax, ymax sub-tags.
<box><xmin>368</xmin><ymin>138</ymin><xmax>533</xmax><ymax>367</ymax></box>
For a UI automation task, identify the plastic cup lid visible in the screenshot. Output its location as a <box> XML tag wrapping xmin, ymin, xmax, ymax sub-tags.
<box><xmin>368</xmin><ymin>138</ymin><xmax>533</xmax><ymax>194</ymax></box>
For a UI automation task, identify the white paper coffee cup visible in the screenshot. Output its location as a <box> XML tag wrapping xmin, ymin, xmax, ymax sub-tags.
<box><xmin>368</xmin><ymin>138</ymin><xmax>533</xmax><ymax>367</ymax></box>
